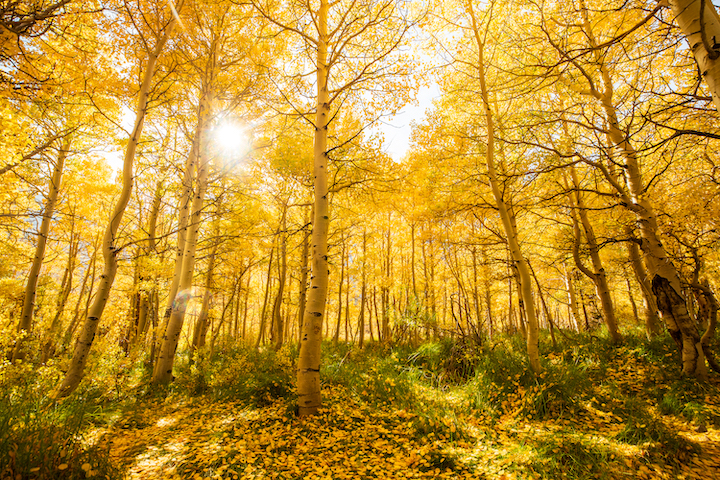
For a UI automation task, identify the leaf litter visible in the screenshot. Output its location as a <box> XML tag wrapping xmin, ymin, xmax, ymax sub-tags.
<box><xmin>100</xmin><ymin>345</ymin><xmax>720</xmax><ymax>480</ymax></box>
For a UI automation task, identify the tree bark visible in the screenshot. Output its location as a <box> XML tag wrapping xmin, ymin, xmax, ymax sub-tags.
<box><xmin>41</xmin><ymin>204</ymin><xmax>78</xmax><ymax>363</ymax></box>
<box><xmin>625</xmin><ymin>228</ymin><xmax>661</xmax><ymax>338</ymax></box>
<box><xmin>256</xmin><ymin>245</ymin><xmax>275</xmax><ymax>348</ymax></box>
<box><xmin>567</xmin><ymin>165</ymin><xmax>622</xmax><ymax>343</ymax></box>
<box><xmin>61</xmin><ymin>236</ymin><xmax>99</xmax><ymax>351</ymax></box>
<box><xmin>297</xmin><ymin>207</ymin><xmax>310</xmax><ymax>343</ymax></box>
<box><xmin>574</xmin><ymin>0</ymin><xmax>704</xmax><ymax>374</ymax></box>
<box><xmin>382</xmin><ymin>220</ymin><xmax>392</xmax><ymax>343</ymax></box>
<box><xmin>564</xmin><ymin>263</ymin><xmax>582</xmax><ymax>333</ymax></box>
<box><xmin>297</xmin><ymin>0</ymin><xmax>330</xmax><ymax>416</ymax></box>
<box><xmin>191</xmin><ymin>243</ymin><xmax>218</xmax><ymax>362</ymax></box>
<box><xmin>358</xmin><ymin>228</ymin><xmax>367</xmax><ymax>348</ymax></box>
<box><xmin>668</xmin><ymin>0</ymin><xmax>720</xmax><ymax>110</ymax></box>
<box><xmin>52</xmin><ymin>11</ymin><xmax>177</xmax><ymax>397</ymax></box>
<box><xmin>272</xmin><ymin>201</ymin><xmax>287</xmax><ymax>350</ymax></box>
<box><xmin>13</xmin><ymin>137</ymin><xmax>70</xmax><ymax>362</ymax></box>
<box><xmin>152</xmin><ymin>75</ymin><xmax>213</xmax><ymax>386</ymax></box>
<box><xmin>136</xmin><ymin>179</ymin><xmax>163</xmax><ymax>345</ymax></box>
<box><xmin>334</xmin><ymin>234</ymin><xmax>344</xmax><ymax>343</ymax></box>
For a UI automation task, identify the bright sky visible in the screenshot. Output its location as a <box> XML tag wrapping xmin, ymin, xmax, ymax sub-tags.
<box><xmin>381</xmin><ymin>83</ymin><xmax>441</xmax><ymax>162</ymax></box>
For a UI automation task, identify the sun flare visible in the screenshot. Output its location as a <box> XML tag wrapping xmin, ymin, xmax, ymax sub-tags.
<box><xmin>213</xmin><ymin>123</ymin><xmax>248</xmax><ymax>153</ymax></box>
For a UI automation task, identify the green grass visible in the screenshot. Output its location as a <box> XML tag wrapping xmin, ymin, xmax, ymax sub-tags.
<box><xmin>171</xmin><ymin>343</ymin><xmax>297</xmax><ymax>406</ymax></box>
<box><xmin>523</xmin><ymin>434</ymin><xmax>612</xmax><ymax>480</ymax></box>
<box><xmin>0</xmin><ymin>362</ymin><xmax>120</xmax><ymax>480</ymax></box>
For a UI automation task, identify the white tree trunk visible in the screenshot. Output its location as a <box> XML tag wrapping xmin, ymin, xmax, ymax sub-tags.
<box><xmin>13</xmin><ymin>137</ymin><xmax>70</xmax><ymax>362</ymax></box>
<box><xmin>467</xmin><ymin>0</ymin><xmax>541</xmax><ymax>374</ymax></box>
<box><xmin>52</xmin><ymin>16</ymin><xmax>176</xmax><ymax>398</ymax></box>
<box><xmin>152</xmin><ymin>91</ymin><xmax>212</xmax><ymax>385</ymax></box>
<box><xmin>668</xmin><ymin>0</ymin><xmax>720</xmax><ymax>109</ymax></box>
<box><xmin>297</xmin><ymin>0</ymin><xmax>330</xmax><ymax>416</ymax></box>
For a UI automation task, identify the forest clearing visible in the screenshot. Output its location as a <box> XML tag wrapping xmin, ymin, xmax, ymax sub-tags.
<box><xmin>3</xmin><ymin>0</ymin><xmax>720</xmax><ymax>479</ymax></box>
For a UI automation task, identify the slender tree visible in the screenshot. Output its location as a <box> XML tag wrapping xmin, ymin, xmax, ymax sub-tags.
<box><xmin>53</xmin><ymin>4</ymin><xmax>180</xmax><ymax>397</ymax></box>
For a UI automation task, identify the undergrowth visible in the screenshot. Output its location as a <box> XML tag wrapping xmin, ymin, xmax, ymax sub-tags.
<box><xmin>0</xmin><ymin>361</ymin><xmax>120</xmax><ymax>480</ymax></box>
<box><xmin>1</xmin><ymin>326</ymin><xmax>718</xmax><ymax>479</ymax></box>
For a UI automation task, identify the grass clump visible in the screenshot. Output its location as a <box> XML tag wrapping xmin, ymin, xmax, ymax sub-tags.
<box><xmin>458</xmin><ymin>335</ymin><xmax>592</xmax><ymax>420</ymax></box>
<box><xmin>525</xmin><ymin>434</ymin><xmax>611</xmax><ymax>480</ymax></box>
<box><xmin>613</xmin><ymin>396</ymin><xmax>699</xmax><ymax>463</ymax></box>
<box><xmin>172</xmin><ymin>343</ymin><xmax>295</xmax><ymax>406</ymax></box>
<box><xmin>0</xmin><ymin>361</ymin><xmax>120</xmax><ymax>480</ymax></box>
<box><xmin>656</xmin><ymin>377</ymin><xmax>720</xmax><ymax>427</ymax></box>
<box><xmin>322</xmin><ymin>342</ymin><xmax>418</xmax><ymax>409</ymax></box>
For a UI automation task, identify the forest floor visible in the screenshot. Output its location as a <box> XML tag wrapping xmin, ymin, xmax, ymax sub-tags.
<box><xmin>3</xmin><ymin>333</ymin><xmax>720</xmax><ymax>480</ymax></box>
<box><xmin>92</xmin><ymin>336</ymin><xmax>720</xmax><ymax>480</ymax></box>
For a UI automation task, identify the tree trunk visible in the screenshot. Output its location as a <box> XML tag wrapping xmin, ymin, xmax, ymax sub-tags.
<box><xmin>567</xmin><ymin>165</ymin><xmax>622</xmax><ymax>343</ymax></box>
<box><xmin>13</xmin><ymin>137</ymin><xmax>70</xmax><ymax>362</ymax></box>
<box><xmin>564</xmin><ymin>263</ymin><xmax>582</xmax><ymax>333</ymax></box>
<box><xmin>382</xmin><ymin>220</ymin><xmax>392</xmax><ymax>343</ymax></box>
<box><xmin>191</xmin><ymin>234</ymin><xmax>219</xmax><ymax>362</ymax></box>
<box><xmin>61</xmin><ymin>237</ymin><xmax>99</xmax><ymax>351</ymax></box>
<box><xmin>334</xmin><ymin>234</ymin><xmax>344</xmax><ymax>343</ymax></box>
<box><xmin>668</xmin><ymin>0</ymin><xmax>720</xmax><ymax>110</ymax></box>
<box><xmin>572</xmin><ymin>1</ymin><xmax>704</xmax><ymax>373</ymax></box>
<box><xmin>529</xmin><ymin>262</ymin><xmax>557</xmax><ymax>349</ymax></box>
<box><xmin>344</xmin><ymin>254</ymin><xmax>351</xmax><ymax>341</ymax></box>
<box><xmin>625</xmin><ymin>229</ymin><xmax>661</xmax><ymax>338</ymax></box>
<box><xmin>626</xmin><ymin>276</ymin><xmax>640</xmax><ymax>325</ymax></box>
<box><xmin>467</xmin><ymin>1</ymin><xmax>541</xmax><ymax>373</ymax></box>
<box><xmin>297</xmin><ymin>0</ymin><xmax>330</xmax><ymax>416</ymax></box>
<box><xmin>52</xmin><ymin>14</ymin><xmax>178</xmax><ymax>397</ymax></box>
<box><xmin>41</xmin><ymin>212</ymin><xmax>78</xmax><ymax>364</ymax></box>
<box><xmin>242</xmin><ymin>270</ymin><xmax>250</xmax><ymax>340</ymax></box>
<box><xmin>256</xmin><ymin>245</ymin><xmax>275</xmax><ymax>348</ymax></box>
<box><xmin>152</xmin><ymin>75</ymin><xmax>213</xmax><ymax>386</ymax></box>
<box><xmin>297</xmin><ymin>207</ymin><xmax>310</xmax><ymax>343</ymax></box>
<box><xmin>273</xmin><ymin>202</ymin><xmax>288</xmax><ymax>350</ymax></box>
<box><xmin>358</xmin><ymin>228</ymin><xmax>367</xmax><ymax>348</ymax></box>
<box><xmin>135</xmin><ymin>179</ymin><xmax>163</xmax><ymax>346</ymax></box>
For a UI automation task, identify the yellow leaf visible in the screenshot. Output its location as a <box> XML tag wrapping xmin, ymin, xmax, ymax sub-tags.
<box><xmin>58</xmin><ymin>464</ymin><xmax>68</xmax><ymax>470</ymax></box>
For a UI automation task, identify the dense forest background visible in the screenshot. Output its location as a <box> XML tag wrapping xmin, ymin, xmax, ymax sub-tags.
<box><xmin>2</xmin><ymin>0</ymin><xmax>720</xmax><ymax>479</ymax></box>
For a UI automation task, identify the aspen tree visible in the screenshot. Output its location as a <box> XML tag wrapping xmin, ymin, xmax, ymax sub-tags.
<box><xmin>466</xmin><ymin>0</ymin><xmax>541</xmax><ymax>373</ymax></box>
<box><xmin>135</xmin><ymin>179</ymin><xmax>163</xmax><ymax>344</ymax></box>
<box><xmin>296</xmin><ymin>208</ymin><xmax>310</xmax><ymax>343</ymax></box>
<box><xmin>382</xmin><ymin>220</ymin><xmax>392</xmax><ymax>342</ymax></box>
<box><xmin>52</xmin><ymin>4</ymin><xmax>181</xmax><ymax>397</ymax></box>
<box><xmin>272</xmin><ymin>200</ymin><xmax>288</xmax><ymax>350</ymax></box>
<box><xmin>61</xmin><ymin>237</ymin><xmax>99</xmax><ymax>351</ymax></box>
<box><xmin>667</xmin><ymin>0</ymin><xmax>720</xmax><ymax>110</ymax></box>
<box><xmin>155</xmin><ymin>130</ymin><xmax>198</xmax><ymax>362</ymax></box>
<box><xmin>565</xmin><ymin>165</ymin><xmax>622</xmax><ymax>343</ymax></box>
<box><xmin>252</xmin><ymin>0</ymin><xmax>416</xmax><ymax>414</ymax></box>
<box><xmin>544</xmin><ymin>0</ymin><xmax>711</xmax><ymax>375</ymax></box>
<box><xmin>296</xmin><ymin>0</ymin><xmax>331</xmax><ymax>412</ymax></box>
<box><xmin>358</xmin><ymin>228</ymin><xmax>368</xmax><ymax>348</ymax></box>
<box><xmin>191</xmin><ymin>234</ymin><xmax>219</xmax><ymax>359</ymax></box>
<box><xmin>333</xmin><ymin>233</ymin><xmax>345</xmax><ymax>344</ymax></box>
<box><xmin>563</xmin><ymin>263</ymin><xmax>582</xmax><ymax>333</ymax></box>
<box><xmin>625</xmin><ymin>226</ymin><xmax>661</xmax><ymax>339</ymax></box>
<box><xmin>12</xmin><ymin>136</ymin><xmax>70</xmax><ymax>362</ymax></box>
<box><xmin>152</xmin><ymin>82</ymin><xmax>214</xmax><ymax>385</ymax></box>
<box><xmin>42</xmin><ymin>215</ymin><xmax>78</xmax><ymax>363</ymax></box>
